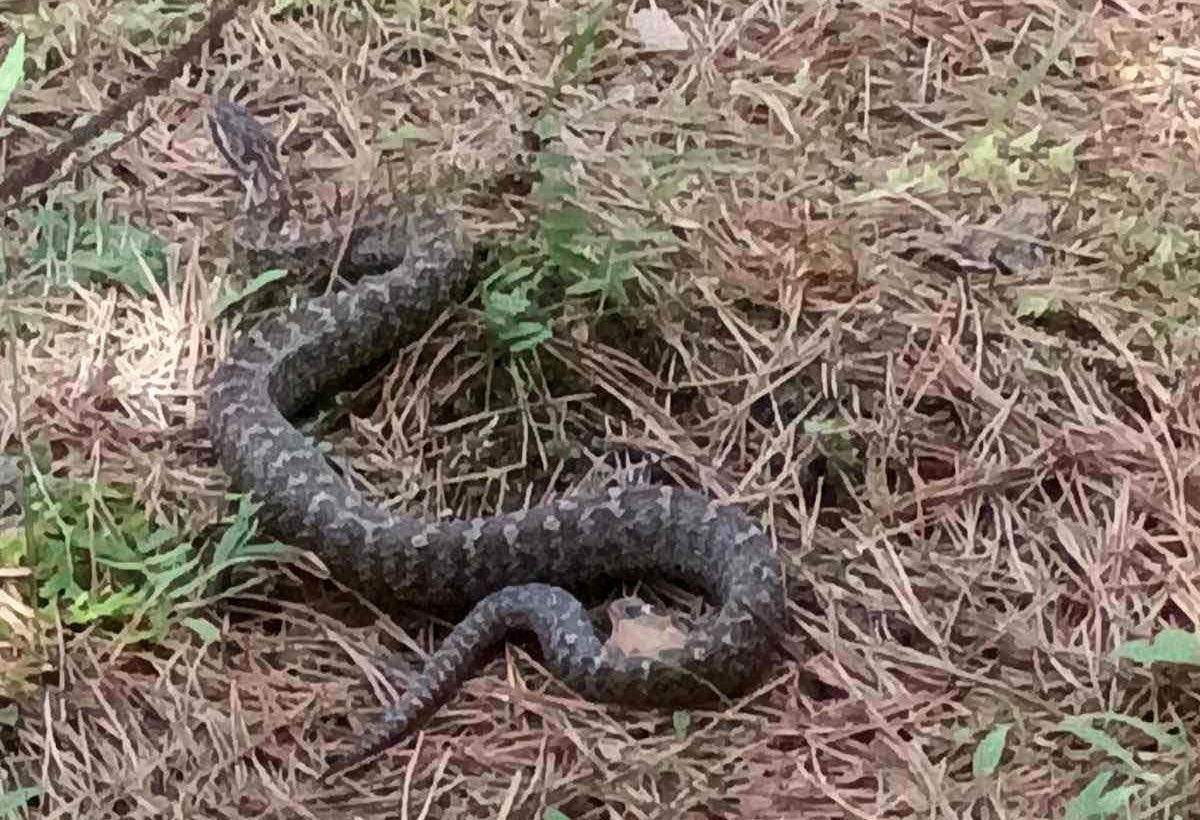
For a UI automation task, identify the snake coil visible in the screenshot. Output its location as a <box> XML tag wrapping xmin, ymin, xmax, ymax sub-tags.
<box><xmin>204</xmin><ymin>96</ymin><xmax>787</xmax><ymax>775</ymax></box>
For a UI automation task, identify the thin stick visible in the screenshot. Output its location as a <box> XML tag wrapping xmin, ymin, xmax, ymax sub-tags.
<box><xmin>0</xmin><ymin>0</ymin><xmax>250</xmax><ymax>203</ymax></box>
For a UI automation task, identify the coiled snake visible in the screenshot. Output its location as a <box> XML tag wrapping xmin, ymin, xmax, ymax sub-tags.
<box><xmin>204</xmin><ymin>96</ymin><xmax>787</xmax><ymax>776</ymax></box>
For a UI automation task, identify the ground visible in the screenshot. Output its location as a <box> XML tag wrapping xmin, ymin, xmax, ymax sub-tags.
<box><xmin>2</xmin><ymin>1</ymin><xmax>1199</xmax><ymax>818</ymax></box>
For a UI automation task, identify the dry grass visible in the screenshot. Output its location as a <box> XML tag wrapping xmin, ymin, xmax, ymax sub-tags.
<box><xmin>3</xmin><ymin>0</ymin><xmax>1200</xmax><ymax>817</ymax></box>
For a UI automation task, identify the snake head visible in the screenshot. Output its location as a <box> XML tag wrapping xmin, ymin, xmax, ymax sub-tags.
<box><xmin>207</xmin><ymin>92</ymin><xmax>288</xmax><ymax>212</ymax></box>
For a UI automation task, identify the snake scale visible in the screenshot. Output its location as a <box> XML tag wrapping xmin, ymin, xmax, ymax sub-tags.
<box><xmin>204</xmin><ymin>96</ymin><xmax>787</xmax><ymax>776</ymax></box>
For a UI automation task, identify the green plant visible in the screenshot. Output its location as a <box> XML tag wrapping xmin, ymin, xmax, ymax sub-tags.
<box><xmin>479</xmin><ymin>146</ymin><xmax>656</xmax><ymax>355</ymax></box>
<box><xmin>554</xmin><ymin>1</ymin><xmax>611</xmax><ymax>94</ymax></box>
<box><xmin>1115</xmin><ymin>628</ymin><xmax>1200</xmax><ymax>666</ymax></box>
<box><xmin>211</xmin><ymin>267</ymin><xmax>291</xmax><ymax>318</ymax></box>
<box><xmin>1055</xmin><ymin>712</ymin><xmax>1188</xmax><ymax>820</ymax></box>
<box><xmin>971</xmin><ymin>722</ymin><xmax>1011</xmax><ymax>777</ymax></box>
<box><xmin>1</xmin><ymin>474</ymin><xmax>296</xmax><ymax>646</ymax></box>
<box><xmin>0</xmin><ymin>785</ymin><xmax>41</xmax><ymax>820</ymax></box>
<box><xmin>474</xmin><ymin>0</ymin><xmax>679</xmax><ymax>356</ymax></box>
<box><xmin>21</xmin><ymin>202</ymin><xmax>169</xmax><ymax>295</ymax></box>
<box><xmin>968</xmin><ymin>706</ymin><xmax>1190</xmax><ymax>818</ymax></box>
<box><xmin>0</xmin><ymin>32</ymin><xmax>24</xmax><ymax>114</ymax></box>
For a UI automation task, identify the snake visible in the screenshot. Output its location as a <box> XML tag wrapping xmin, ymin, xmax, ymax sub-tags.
<box><xmin>203</xmin><ymin>95</ymin><xmax>788</xmax><ymax>776</ymax></box>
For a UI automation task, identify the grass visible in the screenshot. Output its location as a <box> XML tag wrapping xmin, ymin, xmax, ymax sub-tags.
<box><xmin>3</xmin><ymin>1</ymin><xmax>1200</xmax><ymax>818</ymax></box>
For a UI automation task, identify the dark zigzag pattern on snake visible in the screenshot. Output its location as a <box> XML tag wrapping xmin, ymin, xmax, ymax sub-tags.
<box><xmin>204</xmin><ymin>99</ymin><xmax>787</xmax><ymax>776</ymax></box>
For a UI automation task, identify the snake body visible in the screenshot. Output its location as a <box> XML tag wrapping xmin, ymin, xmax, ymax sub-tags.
<box><xmin>205</xmin><ymin>98</ymin><xmax>787</xmax><ymax>773</ymax></box>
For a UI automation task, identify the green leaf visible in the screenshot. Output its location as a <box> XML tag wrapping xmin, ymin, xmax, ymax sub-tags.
<box><xmin>803</xmin><ymin>416</ymin><xmax>850</xmax><ymax>437</ymax></box>
<box><xmin>915</xmin><ymin>162</ymin><xmax>949</xmax><ymax>194</ymax></box>
<box><xmin>959</xmin><ymin>130</ymin><xmax>1001</xmax><ymax>182</ymax></box>
<box><xmin>485</xmin><ymin>290</ymin><xmax>534</xmax><ymax>319</ymax></box>
<box><xmin>1065</xmin><ymin>770</ymin><xmax>1140</xmax><ymax>820</ymax></box>
<box><xmin>483</xmin><ymin>263</ymin><xmax>539</xmax><ymax>291</ymax></box>
<box><xmin>19</xmin><ymin>478</ymin><xmax>289</xmax><ymax>645</ymax></box>
<box><xmin>544</xmin><ymin>243</ymin><xmax>595</xmax><ymax>277</ymax></box>
<box><xmin>560</xmin><ymin>1</ymin><xmax>610</xmax><ymax>80</ymax></box>
<box><xmin>213</xmin><ymin>500</ymin><xmax>256</xmax><ymax>566</ymax></box>
<box><xmin>672</xmin><ymin>709</ymin><xmax>691</xmax><ymax>739</ymax></box>
<box><xmin>972</xmin><ymin>723</ymin><xmax>1011</xmax><ymax>777</ymax></box>
<box><xmin>136</xmin><ymin>526</ymin><xmax>180</xmax><ymax>556</ymax></box>
<box><xmin>533</xmin><ymin>171</ymin><xmax>576</xmax><ymax>203</ymax></box>
<box><xmin>539</xmin><ymin>206</ymin><xmax>592</xmax><ymax>241</ymax></box>
<box><xmin>0</xmin><ymin>703</ymin><xmax>17</xmax><ymax>726</ymax></box>
<box><xmin>220</xmin><ymin>539</ymin><xmax>296</xmax><ymax>564</ymax></box>
<box><xmin>563</xmin><ymin>277</ymin><xmax>610</xmax><ymax>296</ymax></box>
<box><xmin>66</xmin><ymin>586</ymin><xmax>146</xmax><ymax>624</ymax></box>
<box><xmin>0</xmin><ymin>786</ymin><xmax>41</xmax><ymax>818</ymax></box>
<box><xmin>378</xmin><ymin>125</ymin><xmax>438</xmax><ymax>149</ymax></box>
<box><xmin>1010</xmin><ymin>125</ymin><xmax>1041</xmax><ymax>154</ymax></box>
<box><xmin>183</xmin><ymin>617</ymin><xmax>220</xmax><ymax>645</ymax></box>
<box><xmin>1046</xmin><ymin>136</ymin><xmax>1085</xmax><ymax>175</ymax></box>
<box><xmin>534</xmin><ymin>112</ymin><xmax>560</xmax><ymax>140</ymax></box>
<box><xmin>1150</xmin><ymin>232</ymin><xmax>1180</xmax><ymax>267</ymax></box>
<box><xmin>1114</xmin><ymin>628</ymin><xmax>1200</xmax><ymax>667</ymax></box>
<box><xmin>543</xmin><ymin>809</ymin><xmax>572</xmax><ymax>820</ymax></box>
<box><xmin>0</xmin><ymin>33</ymin><xmax>26</xmax><ymax>115</ymax></box>
<box><xmin>38</xmin><ymin>564</ymin><xmax>84</xmax><ymax>605</ymax></box>
<box><xmin>97</xmin><ymin>540</ymin><xmax>191</xmax><ymax>572</ymax></box>
<box><xmin>214</xmin><ymin>268</ymin><xmax>289</xmax><ymax>317</ymax></box>
<box><xmin>1056</xmin><ymin>718</ymin><xmax>1138</xmax><ymax>769</ymax></box>
<box><xmin>25</xmin><ymin>211</ymin><xmax>168</xmax><ymax>294</ymax></box>
<box><xmin>498</xmin><ymin>321</ymin><xmax>549</xmax><ymax>341</ymax></box>
<box><xmin>1094</xmin><ymin>783</ymin><xmax>1141</xmax><ymax>814</ymax></box>
<box><xmin>1015</xmin><ymin>291</ymin><xmax>1058</xmax><ymax>319</ymax></box>
<box><xmin>1088</xmin><ymin>711</ymin><xmax>1188</xmax><ymax>752</ymax></box>
<box><xmin>502</xmin><ymin>322</ymin><xmax>552</xmax><ymax>352</ymax></box>
<box><xmin>509</xmin><ymin>332</ymin><xmax>552</xmax><ymax>353</ymax></box>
